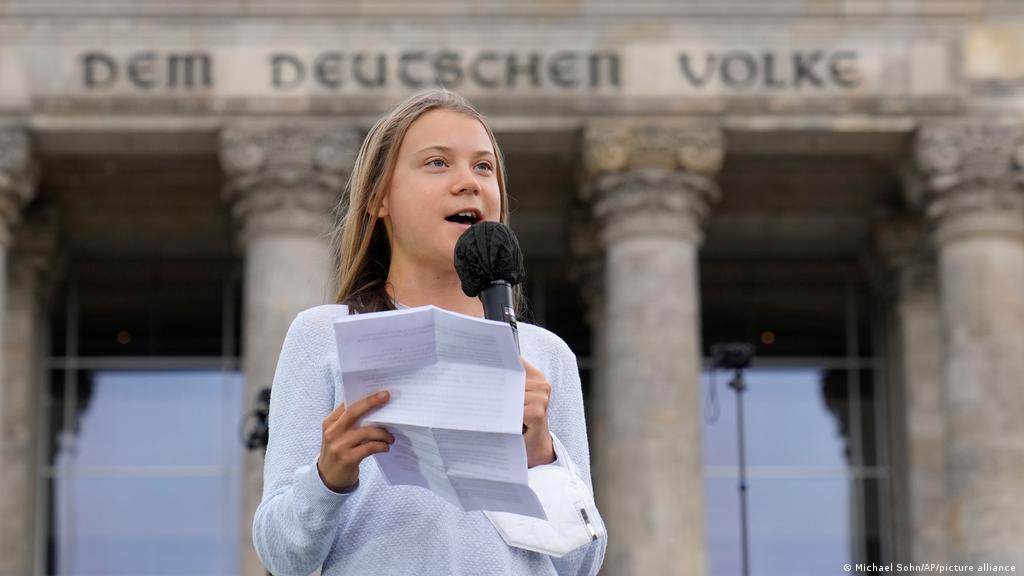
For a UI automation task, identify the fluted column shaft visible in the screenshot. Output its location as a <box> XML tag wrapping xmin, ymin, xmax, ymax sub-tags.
<box><xmin>0</xmin><ymin>128</ymin><xmax>39</xmax><ymax>576</ymax></box>
<box><xmin>915</xmin><ymin>120</ymin><xmax>1024</xmax><ymax>565</ymax></box>
<box><xmin>583</xmin><ymin>123</ymin><xmax>722</xmax><ymax>576</ymax></box>
<box><xmin>220</xmin><ymin>123</ymin><xmax>359</xmax><ymax>576</ymax></box>
<box><xmin>874</xmin><ymin>214</ymin><xmax>947</xmax><ymax>562</ymax></box>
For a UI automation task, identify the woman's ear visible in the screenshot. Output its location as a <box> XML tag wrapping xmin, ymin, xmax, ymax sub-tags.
<box><xmin>371</xmin><ymin>195</ymin><xmax>390</xmax><ymax>218</ymax></box>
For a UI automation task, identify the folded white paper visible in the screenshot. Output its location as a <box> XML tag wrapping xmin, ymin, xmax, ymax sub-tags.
<box><xmin>333</xmin><ymin>305</ymin><xmax>545</xmax><ymax>519</ymax></box>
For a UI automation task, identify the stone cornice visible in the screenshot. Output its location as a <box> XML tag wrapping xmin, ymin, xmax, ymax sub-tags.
<box><xmin>0</xmin><ymin>128</ymin><xmax>38</xmax><ymax>248</ymax></box>
<box><xmin>220</xmin><ymin>123</ymin><xmax>361</xmax><ymax>242</ymax></box>
<box><xmin>7</xmin><ymin>1</ymin><xmax>1017</xmax><ymax>18</ymax></box>
<box><xmin>914</xmin><ymin>119</ymin><xmax>1024</xmax><ymax>243</ymax></box>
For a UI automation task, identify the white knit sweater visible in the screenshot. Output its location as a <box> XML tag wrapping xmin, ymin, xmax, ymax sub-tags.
<box><xmin>253</xmin><ymin>303</ymin><xmax>607</xmax><ymax>575</ymax></box>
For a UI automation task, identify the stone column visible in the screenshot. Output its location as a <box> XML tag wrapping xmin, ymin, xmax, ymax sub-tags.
<box><xmin>0</xmin><ymin>127</ymin><xmax>39</xmax><ymax>576</ymax></box>
<box><xmin>1</xmin><ymin>209</ymin><xmax>57</xmax><ymax>576</ymax></box>
<box><xmin>873</xmin><ymin>213</ymin><xmax>947</xmax><ymax>563</ymax></box>
<box><xmin>567</xmin><ymin>205</ymin><xmax>605</xmax><ymax>476</ymax></box>
<box><xmin>582</xmin><ymin>122</ymin><xmax>723</xmax><ymax>576</ymax></box>
<box><xmin>914</xmin><ymin>120</ymin><xmax>1024</xmax><ymax>565</ymax></box>
<box><xmin>0</xmin><ymin>129</ymin><xmax>37</xmax><ymax>380</ymax></box>
<box><xmin>220</xmin><ymin>123</ymin><xmax>360</xmax><ymax>576</ymax></box>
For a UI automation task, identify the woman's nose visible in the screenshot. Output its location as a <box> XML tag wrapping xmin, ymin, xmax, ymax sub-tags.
<box><xmin>451</xmin><ymin>164</ymin><xmax>481</xmax><ymax>195</ymax></box>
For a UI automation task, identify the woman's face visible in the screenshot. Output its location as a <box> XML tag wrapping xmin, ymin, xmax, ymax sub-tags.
<box><xmin>377</xmin><ymin>108</ymin><xmax>502</xmax><ymax>272</ymax></box>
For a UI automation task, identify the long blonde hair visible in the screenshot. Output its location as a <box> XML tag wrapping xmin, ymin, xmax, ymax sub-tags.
<box><xmin>332</xmin><ymin>88</ymin><xmax>528</xmax><ymax>318</ymax></box>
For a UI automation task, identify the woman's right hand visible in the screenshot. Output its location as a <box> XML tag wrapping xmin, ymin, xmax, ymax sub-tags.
<box><xmin>317</xmin><ymin>390</ymin><xmax>395</xmax><ymax>493</ymax></box>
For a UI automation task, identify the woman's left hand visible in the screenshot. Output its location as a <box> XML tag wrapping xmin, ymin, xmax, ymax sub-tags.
<box><xmin>521</xmin><ymin>356</ymin><xmax>555</xmax><ymax>467</ymax></box>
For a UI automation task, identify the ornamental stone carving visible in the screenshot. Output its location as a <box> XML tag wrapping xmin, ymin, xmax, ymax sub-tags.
<box><xmin>0</xmin><ymin>129</ymin><xmax>38</xmax><ymax>247</ymax></box>
<box><xmin>914</xmin><ymin>120</ymin><xmax>1024</xmax><ymax>241</ymax></box>
<box><xmin>583</xmin><ymin>122</ymin><xmax>724</xmax><ymax>178</ymax></box>
<box><xmin>220</xmin><ymin>123</ymin><xmax>361</xmax><ymax>241</ymax></box>
<box><xmin>582</xmin><ymin>122</ymin><xmax>724</xmax><ymax>245</ymax></box>
<box><xmin>591</xmin><ymin>169</ymin><xmax>720</xmax><ymax>244</ymax></box>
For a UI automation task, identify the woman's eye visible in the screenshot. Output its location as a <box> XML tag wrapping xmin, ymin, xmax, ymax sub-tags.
<box><xmin>476</xmin><ymin>162</ymin><xmax>493</xmax><ymax>172</ymax></box>
<box><xmin>428</xmin><ymin>158</ymin><xmax>447</xmax><ymax>168</ymax></box>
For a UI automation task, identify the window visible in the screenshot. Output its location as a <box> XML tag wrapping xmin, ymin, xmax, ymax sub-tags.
<box><xmin>701</xmin><ymin>263</ymin><xmax>890</xmax><ymax>575</ymax></box>
<box><xmin>41</xmin><ymin>258</ymin><xmax>243</xmax><ymax>576</ymax></box>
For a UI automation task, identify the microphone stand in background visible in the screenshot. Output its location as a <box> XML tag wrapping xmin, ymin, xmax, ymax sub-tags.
<box><xmin>710</xmin><ymin>342</ymin><xmax>756</xmax><ymax>576</ymax></box>
<box><xmin>242</xmin><ymin>387</ymin><xmax>271</xmax><ymax>453</ymax></box>
<box><xmin>241</xmin><ymin>387</ymin><xmax>274</xmax><ymax>576</ymax></box>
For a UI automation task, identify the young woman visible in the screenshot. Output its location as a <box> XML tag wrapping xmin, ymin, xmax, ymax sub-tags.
<box><xmin>253</xmin><ymin>88</ymin><xmax>606</xmax><ymax>575</ymax></box>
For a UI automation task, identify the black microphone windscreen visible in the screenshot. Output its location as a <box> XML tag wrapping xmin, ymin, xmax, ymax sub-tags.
<box><xmin>454</xmin><ymin>221</ymin><xmax>526</xmax><ymax>297</ymax></box>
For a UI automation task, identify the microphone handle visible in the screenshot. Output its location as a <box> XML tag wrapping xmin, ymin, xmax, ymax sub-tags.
<box><xmin>479</xmin><ymin>280</ymin><xmax>527</xmax><ymax>434</ymax></box>
<box><xmin>479</xmin><ymin>280</ymin><xmax>519</xmax><ymax>354</ymax></box>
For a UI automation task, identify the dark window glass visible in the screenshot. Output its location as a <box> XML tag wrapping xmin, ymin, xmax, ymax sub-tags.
<box><xmin>49</xmin><ymin>258</ymin><xmax>239</xmax><ymax>357</ymax></box>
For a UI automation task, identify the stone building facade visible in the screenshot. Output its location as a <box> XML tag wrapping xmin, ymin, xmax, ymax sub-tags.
<box><xmin>1</xmin><ymin>1</ymin><xmax>1023</xmax><ymax>575</ymax></box>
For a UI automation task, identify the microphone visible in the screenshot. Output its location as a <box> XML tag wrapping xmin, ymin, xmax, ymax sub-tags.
<box><xmin>453</xmin><ymin>221</ymin><xmax>527</xmax><ymax>353</ymax></box>
<box><xmin>454</xmin><ymin>221</ymin><xmax>527</xmax><ymax>433</ymax></box>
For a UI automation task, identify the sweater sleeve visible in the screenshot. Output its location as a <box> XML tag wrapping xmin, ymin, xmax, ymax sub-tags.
<box><xmin>544</xmin><ymin>335</ymin><xmax>608</xmax><ymax>576</ymax></box>
<box><xmin>252</xmin><ymin>310</ymin><xmax>351</xmax><ymax>576</ymax></box>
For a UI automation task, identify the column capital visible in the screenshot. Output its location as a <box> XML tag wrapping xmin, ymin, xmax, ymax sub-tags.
<box><xmin>590</xmin><ymin>168</ymin><xmax>721</xmax><ymax>245</ymax></box>
<box><xmin>583</xmin><ymin>120</ymin><xmax>724</xmax><ymax>177</ymax></box>
<box><xmin>0</xmin><ymin>128</ymin><xmax>38</xmax><ymax>247</ymax></box>
<box><xmin>581</xmin><ymin>121</ymin><xmax>724</xmax><ymax>245</ymax></box>
<box><xmin>913</xmin><ymin>119</ymin><xmax>1024</xmax><ymax>244</ymax></box>
<box><xmin>219</xmin><ymin>122</ymin><xmax>362</xmax><ymax>244</ymax></box>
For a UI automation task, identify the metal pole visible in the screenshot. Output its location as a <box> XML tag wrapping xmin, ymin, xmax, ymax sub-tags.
<box><xmin>729</xmin><ymin>368</ymin><xmax>751</xmax><ymax>576</ymax></box>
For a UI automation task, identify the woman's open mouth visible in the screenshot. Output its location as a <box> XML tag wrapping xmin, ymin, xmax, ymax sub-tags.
<box><xmin>444</xmin><ymin>210</ymin><xmax>482</xmax><ymax>231</ymax></box>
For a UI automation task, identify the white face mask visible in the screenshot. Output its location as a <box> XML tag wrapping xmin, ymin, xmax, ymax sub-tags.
<box><xmin>483</xmin><ymin>433</ymin><xmax>606</xmax><ymax>557</ymax></box>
